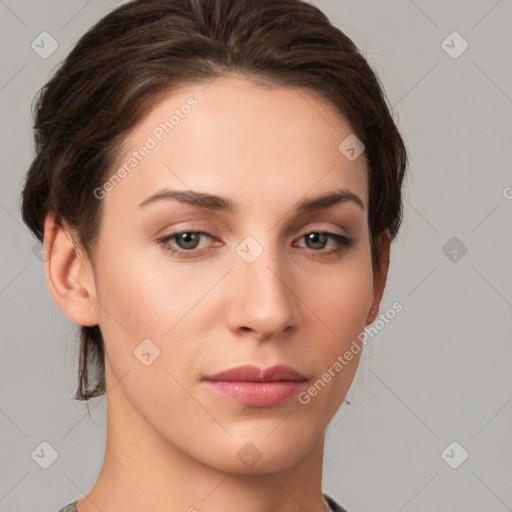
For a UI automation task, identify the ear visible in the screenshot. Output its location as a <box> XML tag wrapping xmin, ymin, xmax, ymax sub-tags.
<box><xmin>366</xmin><ymin>229</ymin><xmax>391</xmax><ymax>325</ymax></box>
<box><xmin>42</xmin><ymin>212</ymin><xmax>99</xmax><ymax>326</ymax></box>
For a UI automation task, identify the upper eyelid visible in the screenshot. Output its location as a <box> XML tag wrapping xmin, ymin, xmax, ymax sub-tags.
<box><xmin>158</xmin><ymin>218</ymin><xmax>351</xmax><ymax>236</ymax></box>
<box><xmin>159</xmin><ymin>227</ymin><xmax>348</xmax><ymax>238</ymax></box>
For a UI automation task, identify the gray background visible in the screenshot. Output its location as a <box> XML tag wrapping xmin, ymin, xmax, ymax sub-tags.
<box><xmin>1</xmin><ymin>1</ymin><xmax>511</xmax><ymax>511</ymax></box>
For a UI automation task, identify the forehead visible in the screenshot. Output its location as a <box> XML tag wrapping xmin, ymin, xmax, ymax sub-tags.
<box><xmin>105</xmin><ymin>74</ymin><xmax>368</xmax><ymax>215</ymax></box>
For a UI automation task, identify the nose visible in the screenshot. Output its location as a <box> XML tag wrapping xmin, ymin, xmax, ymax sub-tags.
<box><xmin>225</xmin><ymin>243</ymin><xmax>301</xmax><ymax>340</ymax></box>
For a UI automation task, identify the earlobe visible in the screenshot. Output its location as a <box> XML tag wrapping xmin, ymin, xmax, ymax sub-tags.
<box><xmin>43</xmin><ymin>212</ymin><xmax>99</xmax><ymax>327</ymax></box>
<box><xmin>366</xmin><ymin>229</ymin><xmax>392</xmax><ymax>325</ymax></box>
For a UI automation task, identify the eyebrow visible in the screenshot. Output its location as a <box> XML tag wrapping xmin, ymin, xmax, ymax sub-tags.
<box><xmin>138</xmin><ymin>187</ymin><xmax>364</xmax><ymax>213</ymax></box>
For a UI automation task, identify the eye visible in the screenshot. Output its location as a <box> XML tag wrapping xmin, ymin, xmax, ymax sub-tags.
<box><xmin>157</xmin><ymin>230</ymin><xmax>215</xmax><ymax>257</ymax></box>
<box><xmin>172</xmin><ymin>232</ymin><xmax>204</xmax><ymax>250</ymax></box>
<box><xmin>295</xmin><ymin>232</ymin><xmax>354</xmax><ymax>255</ymax></box>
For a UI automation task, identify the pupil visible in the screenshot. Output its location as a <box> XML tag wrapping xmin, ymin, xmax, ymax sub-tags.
<box><xmin>178</xmin><ymin>233</ymin><xmax>199</xmax><ymax>249</ymax></box>
<box><xmin>306</xmin><ymin>233</ymin><xmax>327</xmax><ymax>250</ymax></box>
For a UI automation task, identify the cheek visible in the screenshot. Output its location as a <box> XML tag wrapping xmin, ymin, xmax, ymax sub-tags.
<box><xmin>302</xmin><ymin>248</ymin><xmax>373</xmax><ymax>400</ymax></box>
<box><xmin>93</xmin><ymin>246</ymin><xmax>212</xmax><ymax>402</ymax></box>
<box><xmin>292</xmin><ymin>254</ymin><xmax>373</xmax><ymax>427</ymax></box>
<box><xmin>307</xmin><ymin>252</ymin><xmax>373</xmax><ymax>337</ymax></box>
<box><xmin>94</xmin><ymin>243</ymin><xmax>217</xmax><ymax>340</ymax></box>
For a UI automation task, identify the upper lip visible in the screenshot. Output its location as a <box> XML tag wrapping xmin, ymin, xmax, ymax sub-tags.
<box><xmin>204</xmin><ymin>364</ymin><xmax>307</xmax><ymax>382</ymax></box>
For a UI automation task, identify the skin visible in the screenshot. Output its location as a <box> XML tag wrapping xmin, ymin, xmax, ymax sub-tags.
<box><xmin>44</xmin><ymin>74</ymin><xmax>390</xmax><ymax>512</ymax></box>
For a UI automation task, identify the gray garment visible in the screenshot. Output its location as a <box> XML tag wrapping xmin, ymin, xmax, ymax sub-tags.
<box><xmin>57</xmin><ymin>493</ymin><xmax>349</xmax><ymax>511</ymax></box>
<box><xmin>56</xmin><ymin>503</ymin><xmax>78</xmax><ymax>512</ymax></box>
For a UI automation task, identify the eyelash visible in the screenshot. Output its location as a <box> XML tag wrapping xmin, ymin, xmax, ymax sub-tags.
<box><xmin>156</xmin><ymin>230</ymin><xmax>354</xmax><ymax>259</ymax></box>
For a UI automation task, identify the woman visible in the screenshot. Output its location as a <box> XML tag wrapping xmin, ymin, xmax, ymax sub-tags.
<box><xmin>21</xmin><ymin>0</ymin><xmax>407</xmax><ymax>511</ymax></box>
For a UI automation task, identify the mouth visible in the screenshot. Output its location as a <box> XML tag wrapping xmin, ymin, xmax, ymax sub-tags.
<box><xmin>203</xmin><ymin>365</ymin><xmax>308</xmax><ymax>407</ymax></box>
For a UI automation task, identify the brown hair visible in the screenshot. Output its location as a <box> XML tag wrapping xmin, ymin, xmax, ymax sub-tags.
<box><xmin>21</xmin><ymin>0</ymin><xmax>408</xmax><ymax>401</ymax></box>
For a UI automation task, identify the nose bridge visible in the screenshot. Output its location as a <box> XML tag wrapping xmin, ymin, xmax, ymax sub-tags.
<box><xmin>228</xmin><ymin>234</ymin><xmax>300</xmax><ymax>338</ymax></box>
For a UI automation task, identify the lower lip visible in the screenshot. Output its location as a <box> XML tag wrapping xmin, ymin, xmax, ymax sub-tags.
<box><xmin>205</xmin><ymin>381</ymin><xmax>307</xmax><ymax>407</ymax></box>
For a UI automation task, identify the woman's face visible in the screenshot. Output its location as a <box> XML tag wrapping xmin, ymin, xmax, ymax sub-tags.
<box><xmin>86</xmin><ymin>75</ymin><xmax>386</xmax><ymax>473</ymax></box>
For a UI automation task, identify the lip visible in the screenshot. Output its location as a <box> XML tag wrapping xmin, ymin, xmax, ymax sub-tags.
<box><xmin>203</xmin><ymin>365</ymin><xmax>308</xmax><ymax>407</ymax></box>
<box><xmin>205</xmin><ymin>364</ymin><xmax>307</xmax><ymax>382</ymax></box>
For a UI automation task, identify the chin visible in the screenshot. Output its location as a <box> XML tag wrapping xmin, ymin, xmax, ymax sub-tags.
<box><xmin>197</xmin><ymin>425</ymin><xmax>321</xmax><ymax>475</ymax></box>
